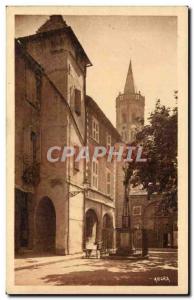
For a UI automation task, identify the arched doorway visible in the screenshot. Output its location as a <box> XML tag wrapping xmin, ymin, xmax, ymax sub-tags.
<box><xmin>35</xmin><ymin>197</ymin><xmax>56</xmax><ymax>253</ymax></box>
<box><xmin>85</xmin><ymin>209</ymin><xmax>98</xmax><ymax>246</ymax></box>
<box><xmin>102</xmin><ymin>213</ymin><xmax>114</xmax><ymax>252</ymax></box>
<box><xmin>143</xmin><ymin>201</ymin><xmax>158</xmax><ymax>248</ymax></box>
<box><xmin>143</xmin><ymin>201</ymin><xmax>173</xmax><ymax>248</ymax></box>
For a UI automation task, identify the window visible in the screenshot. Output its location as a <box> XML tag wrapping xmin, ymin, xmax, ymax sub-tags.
<box><xmin>122</xmin><ymin>111</ymin><xmax>127</xmax><ymax>123</ymax></box>
<box><xmin>132</xmin><ymin>206</ymin><xmax>142</xmax><ymax>216</ymax></box>
<box><xmin>92</xmin><ymin>161</ymin><xmax>98</xmax><ymax>189</ymax></box>
<box><xmin>106</xmin><ymin>169</ymin><xmax>111</xmax><ymax>195</ymax></box>
<box><xmin>74</xmin><ymin>89</ymin><xmax>81</xmax><ymax>116</ymax></box>
<box><xmin>92</xmin><ymin>117</ymin><xmax>99</xmax><ymax>142</ymax></box>
<box><xmin>36</xmin><ymin>74</ymin><xmax>41</xmax><ymax>104</ymax></box>
<box><xmin>68</xmin><ymin>64</ymin><xmax>71</xmax><ymax>74</ymax></box>
<box><xmin>50</xmin><ymin>36</ymin><xmax>64</xmax><ymax>52</ymax></box>
<box><xmin>106</xmin><ymin>134</ymin><xmax>111</xmax><ymax>148</ymax></box>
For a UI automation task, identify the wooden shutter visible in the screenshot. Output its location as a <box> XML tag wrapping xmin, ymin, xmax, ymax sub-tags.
<box><xmin>74</xmin><ymin>89</ymin><xmax>81</xmax><ymax>115</ymax></box>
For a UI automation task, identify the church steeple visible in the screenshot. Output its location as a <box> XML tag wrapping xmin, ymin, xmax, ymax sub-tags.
<box><xmin>116</xmin><ymin>59</ymin><xmax>145</xmax><ymax>143</ymax></box>
<box><xmin>124</xmin><ymin>60</ymin><xmax>135</xmax><ymax>94</ymax></box>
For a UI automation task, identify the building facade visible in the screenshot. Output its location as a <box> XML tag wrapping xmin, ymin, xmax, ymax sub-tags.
<box><xmin>85</xmin><ymin>96</ymin><xmax>121</xmax><ymax>252</ymax></box>
<box><xmin>15</xmin><ymin>15</ymin><xmax>121</xmax><ymax>256</ymax></box>
<box><xmin>15</xmin><ymin>15</ymin><xmax>91</xmax><ymax>255</ymax></box>
<box><xmin>129</xmin><ymin>191</ymin><xmax>178</xmax><ymax>249</ymax></box>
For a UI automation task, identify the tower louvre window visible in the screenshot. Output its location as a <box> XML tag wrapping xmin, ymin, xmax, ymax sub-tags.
<box><xmin>122</xmin><ymin>112</ymin><xmax>127</xmax><ymax>123</ymax></box>
<box><xmin>74</xmin><ymin>89</ymin><xmax>81</xmax><ymax>116</ymax></box>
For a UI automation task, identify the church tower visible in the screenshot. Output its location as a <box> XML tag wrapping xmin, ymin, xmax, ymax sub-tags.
<box><xmin>116</xmin><ymin>60</ymin><xmax>145</xmax><ymax>143</ymax></box>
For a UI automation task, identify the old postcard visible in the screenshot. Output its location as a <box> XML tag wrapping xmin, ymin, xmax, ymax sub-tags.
<box><xmin>6</xmin><ymin>6</ymin><xmax>188</xmax><ymax>294</ymax></box>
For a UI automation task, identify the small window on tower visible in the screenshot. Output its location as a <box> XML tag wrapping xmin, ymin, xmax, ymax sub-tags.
<box><xmin>74</xmin><ymin>89</ymin><xmax>81</xmax><ymax>116</ymax></box>
<box><xmin>122</xmin><ymin>112</ymin><xmax>127</xmax><ymax>123</ymax></box>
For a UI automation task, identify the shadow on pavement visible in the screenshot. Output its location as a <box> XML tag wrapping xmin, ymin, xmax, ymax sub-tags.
<box><xmin>41</xmin><ymin>268</ymin><xmax>178</xmax><ymax>286</ymax></box>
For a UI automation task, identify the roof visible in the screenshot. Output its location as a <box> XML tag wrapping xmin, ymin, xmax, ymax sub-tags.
<box><xmin>15</xmin><ymin>39</ymin><xmax>44</xmax><ymax>74</ymax></box>
<box><xmin>86</xmin><ymin>95</ymin><xmax>121</xmax><ymax>141</ymax></box>
<box><xmin>124</xmin><ymin>60</ymin><xmax>135</xmax><ymax>94</ymax></box>
<box><xmin>17</xmin><ymin>15</ymin><xmax>92</xmax><ymax>67</ymax></box>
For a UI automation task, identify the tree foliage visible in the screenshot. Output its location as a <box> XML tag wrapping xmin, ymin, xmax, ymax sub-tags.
<box><xmin>125</xmin><ymin>100</ymin><xmax>177</xmax><ymax>211</ymax></box>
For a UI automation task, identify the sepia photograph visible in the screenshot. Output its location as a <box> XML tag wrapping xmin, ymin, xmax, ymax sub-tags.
<box><xmin>6</xmin><ymin>6</ymin><xmax>188</xmax><ymax>295</ymax></box>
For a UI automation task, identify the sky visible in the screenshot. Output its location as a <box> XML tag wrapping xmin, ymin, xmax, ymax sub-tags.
<box><xmin>15</xmin><ymin>15</ymin><xmax>177</xmax><ymax>126</ymax></box>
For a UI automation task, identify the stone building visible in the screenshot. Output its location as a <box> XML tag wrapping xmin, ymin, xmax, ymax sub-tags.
<box><xmin>15</xmin><ymin>15</ymin><xmax>91</xmax><ymax>255</ymax></box>
<box><xmin>128</xmin><ymin>190</ymin><xmax>178</xmax><ymax>249</ymax></box>
<box><xmin>15</xmin><ymin>15</ymin><xmax>121</xmax><ymax>256</ymax></box>
<box><xmin>85</xmin><ymin>96</ymin><xmax>121</xmax><ymax>252</ymax></box>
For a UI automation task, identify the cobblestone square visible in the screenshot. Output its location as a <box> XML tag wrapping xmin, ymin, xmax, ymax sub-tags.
<box><xmin>15</xmin><ymin>250</ymin><xmax>177</xmax><ymax>286</ymax></box>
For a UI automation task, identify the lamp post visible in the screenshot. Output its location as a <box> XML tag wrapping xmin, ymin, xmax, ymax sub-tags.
<box><xmin>116</xmin><ymin>163</ymin><xmax>135</xmax><ymax>256</ymax></box>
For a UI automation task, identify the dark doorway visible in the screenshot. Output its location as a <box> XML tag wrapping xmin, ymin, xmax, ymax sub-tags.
<box><xmin>163</xmin><ymin>233</ymin><xmax>168</xmax><ymax>248</ymax></box>
<box><xmin>35</xmin><ymin>197</ymin><xmax>56</xmax><ymax>253</ymax></box>
<box><xmin>85</xmin><ymin>209</ymin><xmax>98</xmax><ymax>245</ymax></box>
<box><xmin>102</xmin><ymin>213</ymin><xmax>114</xmax><ymax>251</ymax></box>
<box><xmin>15</xmin><ymin>189</ymin><xmax>30</xmax><ymax>253</ymax></box>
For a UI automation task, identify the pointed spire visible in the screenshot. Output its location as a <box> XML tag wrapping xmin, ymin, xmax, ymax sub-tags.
<box><xmin>124</xmin><ymin>60</ymin><xmax>135</xmax><ymax>94</ymax></box>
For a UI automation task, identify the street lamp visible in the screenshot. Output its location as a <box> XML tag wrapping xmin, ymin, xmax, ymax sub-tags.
<box><xmin>69</xmin><ymin>179</ymin><xmax>89</xmax><ymax>198</ymax></box>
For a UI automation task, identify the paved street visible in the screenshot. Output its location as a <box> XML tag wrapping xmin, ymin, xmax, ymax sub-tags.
<box><xmin>15</xmin><ymin>250</ymin><xmax>177</xmax><ymax>286</ymax></box>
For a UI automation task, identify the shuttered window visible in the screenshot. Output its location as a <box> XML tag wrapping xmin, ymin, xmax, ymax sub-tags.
<box><xmin>92</xmin><ymin>161</ymin><xmax>98</xmax><ymax>189</ymax></box>
<box><xmin>92</xmin><ymin>117</ymin><xmax>99</xmax><ymax>142</ymax></box>
<box><xmin>74</xmin><ymin>89</ymin><xmax>81</xmax><ymax>116</ymax></box>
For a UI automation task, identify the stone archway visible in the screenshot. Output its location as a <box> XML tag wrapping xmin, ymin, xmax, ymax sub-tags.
<box><xmin>85</xmin><ymin>209</ymin><xmax>98</xmax><ymax>245</ymax></box>
<box><xmin>102</xmin><ymin>213</ymin><xmax>114</xmax><ymax>251</ymax></box>
<box><xmin>35</xmin><ymin>197</ymin><xmax>56</xmax><ymax>253</ymax></box>
<box><xmin>143</xmin><ymin>200</ymin><xmax>173</xmax><ymax>248</ymax></box>
<box><xmin>143</xmin><ymin>201</ymin><xmax>158</xmax><ymax>248</ymax></box>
